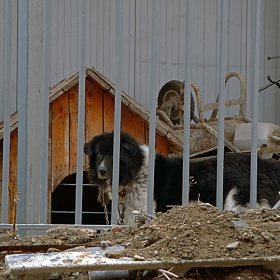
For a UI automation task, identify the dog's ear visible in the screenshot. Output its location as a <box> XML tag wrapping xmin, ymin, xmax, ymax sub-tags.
<box><xmin>120</xmin><ymin>141</ymin><xmax>138</xmax><ymax>162</ymax></box>
<box><xmin>84</xmin><ymin>140</ymin><xmax>94</xmax><ymax>157</ymax></box>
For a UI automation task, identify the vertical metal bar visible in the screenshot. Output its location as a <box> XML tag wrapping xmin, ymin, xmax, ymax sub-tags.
<box><xmin>2</xmin><ymin>0</ymin><xmax>12</xmax><ymax>223</ymax></box>
<box><xmin>39</xmin><ymin>0</ymin><xmax>51</xmax><ymax>224</ymax></box>
<box><xmin>111</xmin><ymin>0</ymin><xmax>123</xmax><ymax>225</ymax></box>
<box><xmin>75</xmin><ymin>0</ymin><xmax>86</xmax><ymax>225</ymax></box>
<box><xmin>17</xmin><ymin>0</ymin><xmax>28</xmax><ymax>227</ymax></box>
<box><xmin>216</xmin><ymin>0</ymin><xmax>229</xmax><ymax>210</ymax></box>
<box><xmin>250</xmin><ymin>0</ymin><xmax>262</xmax><ymax>209</ymax></box>
<box><xmin>147</xmin><ymin>0</ymin><xmax>158</xmax><ymax>215</ymax></box>
<box><xmin>182</xmin><ymin>0</ymin><xmax>192</xmax><ymax>205</ymax></box>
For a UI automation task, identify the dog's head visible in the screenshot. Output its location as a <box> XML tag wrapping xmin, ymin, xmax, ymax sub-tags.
<box><xmin>84</xmin><ymin>132</ymin><xmax>114</xmax><ymax>184</ymax></box>
<box><xmin>84</xmin><ymin>131</ymin><xmax>144</xmax><ymax>187</ymax></box>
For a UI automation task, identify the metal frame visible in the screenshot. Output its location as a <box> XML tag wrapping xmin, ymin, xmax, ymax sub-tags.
<box><xmin>75</xmin><ymin>0</ymin><xmax>87</xmax><ymax>225</ymax></box>
<box><xmin>147</xmin><ymin>0</ymin><xmax>158</xmax><ymax>215</ymax></box>
<box><xmin>216</xmin><ymin>0</ymin><xmax>229</xmax><ymax>209</ymax></box>
<box><xmin>16</xmin><ymin>0</ymin><xmax>28</xmax><ymax>227</ymax></box>
<box><xmin>2</xmin><ymin>0</ymin><xmax>12</xmax><ymax>224</ymax></box>
<box><xmin>0</xmin><ymin>0</ymin><xmax>263</xmax><ymax>234</ymax></box>
<box><xmin>39</xmin><ymin>0</ymin><xmax>51</xmax><ymax>224</ymax></box>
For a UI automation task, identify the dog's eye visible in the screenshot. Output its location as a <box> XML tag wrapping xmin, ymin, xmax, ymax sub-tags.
<box><xmin>97</xmin><ymin>152</ymin><xmax>102</xmax><ymax>158</ymax></box>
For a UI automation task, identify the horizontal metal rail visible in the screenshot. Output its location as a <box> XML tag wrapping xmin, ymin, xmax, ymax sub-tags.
<box><xmin>51</xmin><ymin>211</ymin><xmax>111</xmax><ymax>214</ymax></box>
<box><xmin>0</xmin><ymin>224</ymin><xmax>119</xmax><ymax>231</ymax></box>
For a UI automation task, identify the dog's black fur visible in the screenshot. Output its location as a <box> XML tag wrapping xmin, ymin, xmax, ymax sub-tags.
<box><xmin>85</xmin><ymin>131</ymin><xmax>280</xmax><ymax>214</ymax></box>
<box><xmin>84</xmin><ymin>131</ymin><xmax>144</xmax><ymax>188</ymax></box>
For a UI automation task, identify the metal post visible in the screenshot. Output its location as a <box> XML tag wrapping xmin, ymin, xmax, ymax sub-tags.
<box><xmin>250</xmin><ymin>0</ymin><xmax>262</xmax><ymax>209</ymax></box>
<box><xmin>17</xmin><ymin>0</ymin><xmax>28</xmax><ymax>228</ymax></box>
<box><xmin>25</xmin><ymin>0</ymin><xmax>46</xmax><ymax>235</ymax></box>
<box><xmin>75</xmin><ymin>0</ymin><xmax>87</xmax><ymax>225</ymax></box>
<box><xmin>111</xmin><ymin>0</ymin><xmax>123</xmax><ymax>225</ymax></box>
<box><xmin>182</xmin><ymin>0</ymin><xmax>192</xmax><ymax>205</ymax></box>
<box><xmin>147</xmin><ymin>0</ymin><xmax>158</xmax><ymax>215</ymax></box>
<box><xmin>2</xmin><ymin>0</ymin><xmax>12</xmax><ymax>223</ymax></box>
<box><xmin>39</xmin><ymin>0</ymin><xmax>51</xmax><ymax>224</ymax></box>
<box><xmin>216</xmin><ymin>0</ymin><xmax>229</xmax><ymax>210</ymax></box>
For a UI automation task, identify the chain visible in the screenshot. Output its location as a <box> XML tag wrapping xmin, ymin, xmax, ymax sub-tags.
<box><xmin>98</xmin><ymin>190</ymin><xmax>110</xmax><ymax>225</ymax></box>
<box><xmin>98</xmin><ymin>188</ymin><xmax>126</xmax><ymax>225</ymax></box>
<box><xmin>103</xmin><ymin>201</ymin><xmax>110</xmax><ymax>225</ymax></box>
<box><xmin>118</xmin><ymin>203</ymin><xmax>125</xmax><ymax>225</ymax></box>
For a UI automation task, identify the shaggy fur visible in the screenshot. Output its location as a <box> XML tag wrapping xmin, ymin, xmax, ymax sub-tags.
<box><xmin>84</xmin><ymin>131</ymin><xmax>280</xmax><ymax>224</ymax></box>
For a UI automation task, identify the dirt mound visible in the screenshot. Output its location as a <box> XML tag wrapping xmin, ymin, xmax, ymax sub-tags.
<box><xmin>2</xmin><ymin>202</ymin><xmax>280</xmax><ymax>279</ymax></box>
<box><xmin>97</xmin><ymin>202</ymin><xmax>280</xmax><ymax>262</ymax></box>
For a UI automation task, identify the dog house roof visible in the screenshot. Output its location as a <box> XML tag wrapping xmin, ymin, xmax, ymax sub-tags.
<box><xmin>0</xmin><ymin>67</ymin><xmax>183</xmax><ymax>152</ymax></box>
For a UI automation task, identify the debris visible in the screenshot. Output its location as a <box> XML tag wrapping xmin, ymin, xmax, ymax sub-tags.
<box><xmin>157</xmin><ymin>268</ymin><xmax>179</xmax><ymax>279</ymax></box>
<box><xmin>131</xmin><ymin>210</ymin><xmax>154</xmax><ymax>228</ymax></box>
<box><xmin>104</xmin><ymin>250</ymin><xmax>123</xmax><ymax>259</ymax></box>
<box><xmin>133</xmin><ymin>255</ymin><xmax>145</xmax><ymax>261</ymax></box>
<box><xmin>227</xmin><ymin>241</ymin><xmax>239</xmax><ymax>249</ymax></box>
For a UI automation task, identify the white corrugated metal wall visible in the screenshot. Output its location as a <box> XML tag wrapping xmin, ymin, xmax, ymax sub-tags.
<box><xmin>0</xmin><ymin>0</ymin><xmax>279</xmax><ymax>124</ymax></box>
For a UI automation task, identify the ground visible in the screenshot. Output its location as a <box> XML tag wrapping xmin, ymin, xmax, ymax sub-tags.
<box><xmin>1</xmin><ymin>202</ymin><xmax>280</xmax><ymax>279</ymax></box>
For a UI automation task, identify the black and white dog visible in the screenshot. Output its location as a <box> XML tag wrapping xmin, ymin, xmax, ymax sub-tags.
<box><xmin>84</xmin><ymin>131</ymin><xmax>280</xmax><ymax>224</ymax></box>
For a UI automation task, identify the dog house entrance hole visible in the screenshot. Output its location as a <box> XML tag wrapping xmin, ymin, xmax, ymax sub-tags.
<box><xmin>51</xmin><ymin>172</ymin><xmax>111</xmax><ymax>225</ymax></box>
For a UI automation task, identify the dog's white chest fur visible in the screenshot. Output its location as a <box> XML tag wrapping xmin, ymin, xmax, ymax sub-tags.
<box><xmin>115</xmin><ymin>146</ymin><xmax>156</xmax><ymax>225</ymax></box>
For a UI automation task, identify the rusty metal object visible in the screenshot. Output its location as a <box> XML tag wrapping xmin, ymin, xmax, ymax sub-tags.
<box><xmin>180</xmin><ymin>73</ymin><xmax>248</xmax><ymax>154</ymax></box>
<box><xmin>267</xmin><ymin>76</ymin><xmax>280</xmax><ymax>89</ymax></box>
<box><xmin>267</xmin><ymin>56</ymin><xmax>280</xmax><ymax>60</ymax></box>
<box><xmin>200</xmin><ymin>122</ymin><xmax>241</xmax><ymax>153</ymax></box>
<box><xmin>158</xmin><ymin>73</ymin><xmax>252</xmax><ymax>156</ymax></box>
<box><xmin>210</xmin><ymin>72</ymin><xmax>247</xmax><ymax>120</ymax></box>
<box><xmin>179</xmin><ymin>80</ymin><xmax>200</xmax><ymax>124</ymax></box>
<box><xmin>187</xmin><ymin>116</ymin><xmax>248</xmax><ymax>157</ymax></box>
<box><xmin>157</xmin><ymin>80</ymin><xmax>195</xmax><ymax>125</ymax></box>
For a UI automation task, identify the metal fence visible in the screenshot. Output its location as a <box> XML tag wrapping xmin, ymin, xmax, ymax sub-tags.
<box><xmin>1</xmin><ymin>0</ymin><xmax>262</xmax><ymax>235</ymax></box>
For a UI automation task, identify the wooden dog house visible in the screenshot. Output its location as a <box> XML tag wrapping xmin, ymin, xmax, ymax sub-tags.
<box><xmin>0</xmin><ymin>67</ymin><xmax>183</xmax><ymax>224</ymax></box>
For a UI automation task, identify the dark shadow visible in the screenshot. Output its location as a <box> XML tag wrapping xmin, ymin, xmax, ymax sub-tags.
<box><xmin>51</xmin><ymin>171</ymin><xmax>111</xmax><ymax>225</ymax></box>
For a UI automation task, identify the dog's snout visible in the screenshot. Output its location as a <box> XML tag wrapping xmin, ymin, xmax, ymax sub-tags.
<box><xmin>98</xmin><ymin>166</ymin><xmax>107</xmax><ymax>177</ymax></box>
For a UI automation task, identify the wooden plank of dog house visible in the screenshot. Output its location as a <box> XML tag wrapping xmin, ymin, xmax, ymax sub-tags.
<box><xmin>51</xmin><ymin>93</ymin><xmax>70</xmax><ymax>191</ymax></box>
<box><xmin>86</xmin><ymin>67</ymin><xmax>112</xmax><ymax>92</ymax></box>
<box><xmin>8</xmin><ymin>129</ymin><xmax>18</xmax><ymax>223</ymax></box>
<box><xmin>103</xmin><ymin>92</ymin><xmax>115</xmax><ymax>132</ymax></box>
<box><xmin>0</xmin><ymin>139</ymin><xmax>2</xmax><ymax>181</ymax></box>
<box><xmin>49</xmin><ymin>72</ymin><xmax>79</xmax><ymax>103</ymax></box>
<box><xmin>84</xmin><ymin>81</ymin><xmax>103</xmax><ymax>170</ymax></box>
<box><xmin>69</xmin><ymin>84</ymin><xmax>79</xmax><ymax>175</ymax></box>
<box><xmin>48</xmin><ymin>103</ymin><xmax>53</xmax><ymax>222</ymax></box>
<box><xmin>121</xmin><ymin>107</ymin><xmax>145</xmax><ymax>145</ymax></box>
<box><xmin>126</xmin><ymin>98</ymin><xmax>149</xmax><ymax>121</ymax></box>
<box><xmin>144</xmin><ymin>125</ymin><xmax>169</xmax><ymax>156</ymax></box>
<box><xmin>155</xmin><ymin>134</ymin><xmax>169</xmax><ymax>156</ymax></box>
<box><xmin>0</xmin><ymin>139</ymin><xmax>2</xmax><ymax>220</ymax></box>
<box><xmin>0</xmin><ymin>111</ymin><xmax>18</xmax><ymax>139</ymax></box>
<box><xmin>85</xmin><ymin>80</ymin><xmax>103</xmax><ymax>142</ymax></box>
